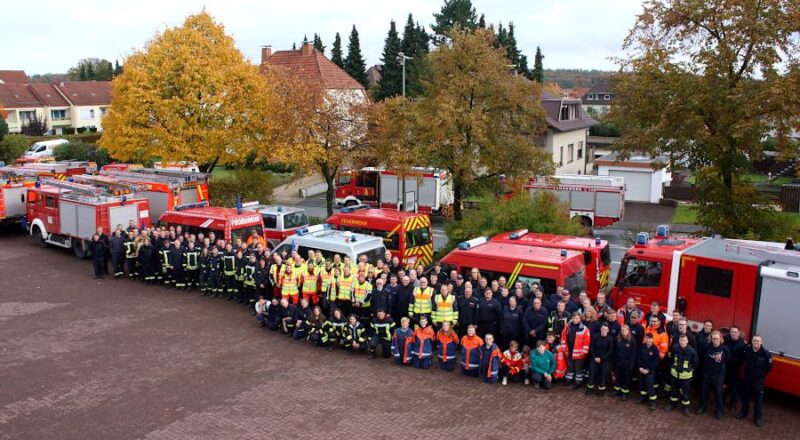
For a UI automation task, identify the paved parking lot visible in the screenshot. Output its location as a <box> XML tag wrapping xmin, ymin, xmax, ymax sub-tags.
<box><xmin>1</xmin><ymin>232</ymin><xmax>798</xmax><ymax>440</ymax></box>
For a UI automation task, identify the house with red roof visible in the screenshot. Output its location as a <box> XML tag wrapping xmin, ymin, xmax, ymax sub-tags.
<box><xmin>0</xmin><ymin>70</ymin><xmax>111</xmax><ymax>135</ymax></box>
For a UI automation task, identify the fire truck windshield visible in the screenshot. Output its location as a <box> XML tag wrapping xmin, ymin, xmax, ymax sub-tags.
<box><xmin>564</xmin><ymin>267</ymin><xmax>587</xmax><ymax>294</ymax></box>
<box><xmin>405</xmin><ymin>228</ymin><xmax>431</xmax><ymax>247</ymax></box>
<box><xmin>232</xmin><ymin>226</ymin><xmax>264</xmax><ymax>243</ymax></box>
<box><xmin>600</xmin><ymin>245</ymin><xmax>611</xmax><ymax>267</ymax></box>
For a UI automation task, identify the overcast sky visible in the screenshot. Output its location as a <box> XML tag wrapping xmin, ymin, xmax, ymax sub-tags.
<box><xmin>1</xmin><ymin>0</ymin><xmax>644</xmax><ymax>75</ymax></box>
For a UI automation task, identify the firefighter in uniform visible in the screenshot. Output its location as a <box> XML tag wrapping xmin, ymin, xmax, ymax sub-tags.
<box><xmin>242</xmin><ymin>255</ymin><xmax>258</xmax><ymax>308</ymax></box>
<box><xmin>352</xmin><ymin>273</ymin><xmax>373</xmax><ymax>328</ymax></box>
<box><xmin>736</xmin><ymin>335</ymin><xmax>772</xmax><ymax>427</ymax></box>
<box><xmin>280</xmin><ymin>263</ymin><xmax>301</xmax><ymax>305</ymax></box>
<box><xmin>198</xmin><ymin>247</ymin><xmax>210</xmax><ymax>294</ymax></box>
<box><xmin>300</xmin><ymin>263</ymin><xmax>320</xmax><ymax>306</ymax></box>
<box><xmin>368</xmin><ymin>309</ymin><xmax>395</xmax><ymax>359</ymax></box>
<box><xmin>234</xmin><ymin>250</ymin><xmax>246</xmax><ymax>302</ymax></box>
<box><xmin>335</xmin><ymin>266</ymin><xmax>355</xmax><ymax>317</ymax></box>
<box><xmin>137</xmin><ymin>239</ymin><xmax>155</xmax><ymax>284</ymax></box>
<box><xmin>269</xmin><ymin>255</ymin><xmax>284</xmax><ymax>300</ymax></box>
<box><xmin>124</xmin><ymin>231</ymin><xmax>139</xmax><ymax>279</ymax></box>
<box><xmin>160</xmin><ymin>240</ymin><xmax>175</xmax><ymax>288</ymax></box>
<box><xmin>432</xmin><ymin>284</ymin><xmax>459</xmax><ymax>330</ymax></box>
<box><xmin>207</xmin><ymin>247</ymin><xmax>223</xmax><ymax>296</ymax></box>
<box><xmin>221</xmin><ymin>245</ymin><xmax>237</xmax><ymax>299</ymax></box>
<box><xmin>408</xmin><ymin>277</ymin><xmax>434</xmax><ymax>327</ymax></box>
<box><xmin>318</xmin><ymin>261</ymin><xmax>335</xmax><ymax>313</ymax></box>
<box><xmin>638</xmin><ymin>332</ymin><xmax>660</xmax><ymax>410</ymax></box>
<box><xmin>170</xmin><ymin>240</ymin><xmax>185</xmax><ymax>289</ymax></box>
<box><xmin>667</xmin><ymin>334</ymin><xmax>699</xmax><ymax>416</ymax></box>
<box><xmin>110</xmin><ymin>230</ymin><xmax>126</xmax><ymax>278</ymax></box>
<box><xmin>183</xmin><ymin>242</ymin><xmax>200</xmax><ymax>290</ymax></box>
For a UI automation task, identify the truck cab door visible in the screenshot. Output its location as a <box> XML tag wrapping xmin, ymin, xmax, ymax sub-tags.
<box><xmin>681</xmin><ymin>258</ymin><xmax>739</xmax><ymax>331</ymax></box>
<box><xmin>614</xmin><ymin>255</ymin><xmax>668</xmax><ymax>309</ymax></box>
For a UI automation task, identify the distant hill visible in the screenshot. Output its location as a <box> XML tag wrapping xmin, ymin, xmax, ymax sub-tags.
<box><xmin>544</xmin><ymin>69</ymin><xmax>614</xmax><ymax>90</ymax></box>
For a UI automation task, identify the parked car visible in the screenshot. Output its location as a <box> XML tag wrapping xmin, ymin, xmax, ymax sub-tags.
<box><xmin>23</xmin><ymin>139</ymin><xmax>69</xmax><ymax>159</ymax></box>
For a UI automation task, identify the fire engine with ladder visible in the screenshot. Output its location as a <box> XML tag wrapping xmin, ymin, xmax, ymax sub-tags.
<box><xmin>99</xmin><ymin>168</ymin><xmax>210</xmax><ymax>220</ymax></box>
<box><xmin>612</xmin><ymin>226</ymin><xmax>800</xmax><ymax>396</ymax></box>
<box><xmin>525</xmin><ymin>175</ymin><xmax>625</xmax><ymax>227</ymax></box>
<box><xmin>26</xmin><ymin>178</ymin><xmax>151</xmax><ymax>258</ymax></box>
<box><xmin>0</xmin><ymin>167</ymin><xmax>37</xmax><ymax>226</ymax></box>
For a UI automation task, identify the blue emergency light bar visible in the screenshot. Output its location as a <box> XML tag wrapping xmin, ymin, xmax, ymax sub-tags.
<box><xmin>595</xmin><ymin>237</ymin><xmax>602</xmax><ymax>246</ymax></box>
<box><xmin>175</xmin><ymin>201</ymin><xmax>209</xmax><ymax>211</ymax></box>
<box><xmin>635</xmin><ymin>232</ymin><xmax>650</xmax><ymax>246</ymax></box>
<box><xmin>296</xmin><ymin>224</ymin><xmax>330</xmax><ymax>236</ymax></box>
<box><xmin>655</xmin><ymin>225</ymin><xmax>670</xmax><ymax>239</ymax></box>
<box><xmin>509</xmin><ymin>229</ymin><xmax>529</xmax><ymax>239</ymax></box>
<box><xmin>339</xmin><ymin>204</ymin><xmax>371</xmax><ymax>213</ymax></box>
<box><xmin>458</xmin><ymin>236</ymin><xmax>488</xmax><ymax>250</ymax></box>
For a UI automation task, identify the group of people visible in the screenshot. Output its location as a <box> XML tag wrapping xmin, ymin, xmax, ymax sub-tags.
<box><xmin>88</xmin><ymin>222</ymin><xmax>773</xmax><ymax>427</ymax></box>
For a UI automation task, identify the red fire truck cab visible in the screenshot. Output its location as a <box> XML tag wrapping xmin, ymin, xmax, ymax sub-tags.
<box><xmin>492</xmin><ymin>229</ymin><xmax>611</xmax><ymax>298</ymax></box>
<box><xmin>612</xmin><ymin>226</ymin><xmax>800</xmax><ymax>396</ymax></box>
<box><xmin>26</xmin><ymin>179</ymin><xmax>151</xmax><ymax>258</ymax></box>
<box><xmin>326</xmin><ymin>205</ymin><xmax>434</xmax><ymax>267</ymax></box>
<box><xmin>158</xmin><ymin>204</ymin><xmax>265</xmax><ymax>244</ymax></box>
<box><xmin>440</xmin><ymin>237</ymin><xmax>587</xmax><ymax>295</ymax></box>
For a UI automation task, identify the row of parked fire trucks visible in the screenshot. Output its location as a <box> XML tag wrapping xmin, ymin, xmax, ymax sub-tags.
<box><xmin>1</xmin><ymin>162</ymin><xmax>797</xmax><ymax>396</ymax></box>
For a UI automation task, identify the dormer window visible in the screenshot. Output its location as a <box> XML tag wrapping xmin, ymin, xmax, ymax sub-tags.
<box><xmin>559</xmin><ymin>103</ymin><xmax>580</xmax><ymax>121</ymax></box>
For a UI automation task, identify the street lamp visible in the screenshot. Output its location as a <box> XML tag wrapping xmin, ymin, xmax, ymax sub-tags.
<box><xmin>397</xmin><ymin>51</ymin><xmax>414</xmax><ymax>211</ymax></box>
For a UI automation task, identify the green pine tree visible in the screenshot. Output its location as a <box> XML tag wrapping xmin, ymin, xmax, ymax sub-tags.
<box><xmin>478</xmin><ymin>13</ymin><xmax>486</xmax><ymax>29</ymax></box>
<box><xmin>79</xmin><ymin>64</ymin><xmax>87</xmax><ymax>81</ymax></box>
<box><xmin>86</xmin><ymin>62</ymin><xmax>95</xmax><ymax>80</ymax></box>
<box><xmin>313</xmin><ymin>33</ymin><xmax>325</xmax><ymax>53</ymax></box>
<box><xmin>400</xmin><ymin>14</ymin><xmax>432</xmax><ymax>98</ymax></box>
<box><xmin>344</xmin><ymin>25</ymin><xmax>369</xmax><ymax>87</ymax></box>
<box><xmin>331</xmin><ymin>32</ymin><xmax>344</xmax><ymax>69</ymax></box>
<box><xmin>375</xmin><ymin>20</ymin><xmax>403</xmax><ymax>101</ymax></box>
<box><xmin>431</xmin><ymin>0</ymin><xmax>478</xmax><ymax>44</ymax></box>
<box><xmin>506</xmin><ymin>23</ymin><xmax>529</xmax><ymax>76</ymax></box>
<box><xmin>531</xmin><ymin>46</ymin><xmax>544</xmax><ymax>83</ymax></box>
<box><xmin>114</xmin><ymin>60</ymin><xmax>123</xmax><ymax>76</ymax></box>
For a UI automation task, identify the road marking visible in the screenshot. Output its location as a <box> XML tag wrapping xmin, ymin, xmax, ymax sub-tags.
<box><xmin>610</xmin><ymin>245</ymin><xmax>628</xmax><ymax>250</ymax></box>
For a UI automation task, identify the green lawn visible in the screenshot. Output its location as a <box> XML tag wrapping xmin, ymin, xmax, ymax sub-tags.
<box><xmin>686</xmin><ymin>173</ymin><xmax>794</xmax><ymax>185</ymax></box>
<box><xmin>672</xmin><ymin>205</ymin><xmax>800</xmax><ymax>230</ymax></box>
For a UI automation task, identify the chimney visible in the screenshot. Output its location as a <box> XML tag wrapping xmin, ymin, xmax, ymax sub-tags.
<box><xmin>261</xmin><ymin>45</ymin><xmax>272</xmax><ymax>63</ymax></box>
<box><xmin>301</xmin><ymin>41</ymin><xmax>314</xmax><ymax>56</ymax></box>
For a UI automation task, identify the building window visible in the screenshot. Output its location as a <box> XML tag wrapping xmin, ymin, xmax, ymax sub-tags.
<box><xmin>695</xmin><ymin>265</ymin><xmax>733</xmax><ymax>298</ymax></box>
<box><xmin>604</xmin><ymin>94</ymin><xmax>611</xmax><ymax>100</ymax></box>
<box><xmin>559</xmin><ymin>146</ymin><xmax>564</xmax><ymax>167</ymax></box>
<box><xmin>51</xmin><ymin>109</ymin><xmax>67</xmax><ymax>120</ymax></box>
<box><xmin>587</xmin><ymin>94</ymin><xmax>593</xmax><ymax>100</ymax></box>
<box><xmin>568</xmin><ymin>144</ymin><xmax>574</xmax><ymax>163</ymax></box>
<box><xmin>100</xmin><ymin>107</ymin><xmax>108</xmax><ymax>117</ymax></box>
<box><xmin>79</xmin><ymin>109</ymin><xmax>96</xmax><ymax>119</ymax></box>
<box><xmin>560</xmin><ymin>106</ymin><xmax>569</xmax><ymax>121</ymax></box>
<box><xmin>577</xmin><ymin>141</ymin><xmax>583</xmax><ymax>159</ymax></box>
<box><xmin>5</xmin><ymin>111</ymin><xmax>18</xmax><ymax>123</ymax></box>
<box><xmin>19</xmin><ymin>111</ymin><xmax>36</xmax><ymax>122</ymax></box>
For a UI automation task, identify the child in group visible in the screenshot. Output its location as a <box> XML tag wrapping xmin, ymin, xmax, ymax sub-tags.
<box><xmin>391</xmin><ymin>317</ymin><xmax>414</xmax><ymax>366</ymax></box>
<box><xmin>435</xmin><ymin>321</ymin><xmax>460</xmax><ymax>371</ymax></box>
<box><xmin>500</xmin><ymin>340</ymin><xmax>527</xmax><ymax>386</ymax></box>
<box><xmin>411</xmin><ymin>316</ymin><xmax>435</xmax><ymax>369</ymax></box>
<box><xmin>479</xmin><ymin>333</ymin><xmax>503</xmax><ymax>384</ymax></box>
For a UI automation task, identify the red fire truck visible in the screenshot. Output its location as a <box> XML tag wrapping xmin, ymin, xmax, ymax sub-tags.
<box><xmin>100</xmin><ymin>168</ymin><xmax>210</xmax><ymax>220</ymax></box>
<box><xmin>335</xmin><ymin>167</ymin><xmax>454</xmax><ymax>216</ymax></box>
<box><xmin>612</xmin><ymin>226</ymin><xmax>800</xmax><ymax>396</ymax></box>
<box><xmin>326</xmin><ymin>205</ymin><xmax>434</xmax><ymax>267</ymax></box>
<box><xmin>525</xmin><ymin>175</ymin><xmax>625</xmax><ymax>227</ymax></box>
<box><xmin>158</xmin><ymin>204</ymin><xmax>265</xmax><ymax>243</ymax></box>
<box><xmin>16</xmin><ymin>161</ymin><xmax>98</xmax><ymax>178</ymax></box>
<box><xmin>26</xmin><ymin>179</ymin><xmax>151</xmax><ymax>258</ymax></box>
<box><xmin>491</xmin><ymin>229</ymin><xmax>611</xmax><ymax>297</ymax></box>
<box><xmin>440</xmin><ymin>237</ymin><xmax>587</xmax><ymax>295</ymax></box>
<box><xmin>0</xmin><ymin>167</ymin><xmax>36</xmax><ymax>226</ymax></box>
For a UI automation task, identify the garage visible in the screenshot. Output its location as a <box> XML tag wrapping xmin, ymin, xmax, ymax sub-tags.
<box><xmin>609</xmin><ymin>170</ymin><xmax>651</xmax><ymax>202</ymax></box>
<box><xmin>596</xmin><ymin>153</ymin><xmax>672</xmax><ymax>204</ymax></box>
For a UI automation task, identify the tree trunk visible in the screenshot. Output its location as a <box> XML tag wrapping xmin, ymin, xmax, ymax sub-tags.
<box><xmin>453</xmin><ymin>174</ymin><xmax>464</xmax><ymax>221</ymax></box>
<box><xmin>200</xmin><ymin>156</ymin><xmax>220</xmax><ymax>174</ymax></box>
<box><xmin>320</xmin><ymin>164</ymin><xmax>336</xmax><ymax>217</ymax></box>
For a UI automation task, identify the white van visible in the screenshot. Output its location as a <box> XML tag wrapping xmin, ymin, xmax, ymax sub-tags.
<box><xmin>24</xmin><ymin>139</ymin><xmax>69</xmax><ymax>158</ymax></box>
<box><xmin>270</xmin><ymin>224</ymin><xmax>387</xmax><ymax>264</ymax></box>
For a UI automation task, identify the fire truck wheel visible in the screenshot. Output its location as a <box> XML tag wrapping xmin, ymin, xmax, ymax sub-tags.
<box><xmin>32</xmin><ymin>226</ymin><xmax>48</xmax><ymax>248</ymax></box>
<box><xmin>73</xmin><ymin>239</ymin><xmax>91</xmax><ymax>259</ymax></box>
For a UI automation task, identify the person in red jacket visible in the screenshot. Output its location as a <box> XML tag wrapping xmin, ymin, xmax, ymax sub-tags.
<box><xmin>561</xmin><ymin>311</ymin><xmax>591</xmax><ymax>388</ymax></box>
<box><xmin>411</xmin><ymin>316</ymin><xmax>435</xmax><ymax>369</ymax></box>
<box><xmin>500</xmin><ymin>340</ymin><xmax>527</xmax><ymax>386</ymax></box>
<box><xmin>460</xmin><ymin>325</ymin><xmax>484</xmax><ymax>377</ymax></box>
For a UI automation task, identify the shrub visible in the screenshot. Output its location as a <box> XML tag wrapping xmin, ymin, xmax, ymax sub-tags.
<box><xmin>209</xmin><ymin>169</ymin><xmax>275</xmax><ymax>208</ymax></box>
<box><xmin>76</xmin><ymin>127</ymin><xmax>87</xmax><ymax>134</ymax></box>
<box><xmin>0</xmin><ymin>134</ymin><xmax>29</xmax><ymax>164</ymax></box>
<box><xmin>0</xmin><ymin>117</ymin><xmax>8</xmax><ymax>141</ymax></box>
<box><xmin>53</xmin><ymin>142</ymin><xmax>111</xmax><ymax>166</ymax></box>
<box><xmin>89</xmin><ymin>126</ymin><xmax>98</xmax><ymax>133</ymax></box>
<box><xmin>62</xmin><ymin>127</ymin><xmax>76</xmax><ymax>135</ymax></box>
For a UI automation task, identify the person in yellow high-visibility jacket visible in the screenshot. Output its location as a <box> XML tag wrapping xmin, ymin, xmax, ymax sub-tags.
<box><xmin>318</xmin><ymin>261</ymin><xmax>335</xmax><ymax>313</ymax></box>
<box><xmin>432</xmin><ymin>284</ymin><xmax>459</xmax><ymax>330</ymax></box>
<box><xmin>409</xmin><ymin>276</ymin><xmax>434</xmax><ymax>327</ymax></box>
<box><xmin>280</xmin><ymin>264</ymin><xmax>300</xmax><ymax>304</ymax></box>
<box><xmin>336</xmin><ymin>266</ymin><xmax>356</xmax><ymax>317</ymax></box>
<box><xmin>301</xmin><ymin>263</ymin><xmax>320</xmax><ymax>306</ymax></box>
<box><xmin>352</xmin><ymin>273</ymin><xmax>373</xmax><ymax>327</ymax></box>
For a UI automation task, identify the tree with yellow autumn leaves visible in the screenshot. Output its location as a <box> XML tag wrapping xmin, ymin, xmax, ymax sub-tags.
<box><xmin>100</xmin><ymin>12</ymin><xmax>301</xmax><ymax>172</ymax></box>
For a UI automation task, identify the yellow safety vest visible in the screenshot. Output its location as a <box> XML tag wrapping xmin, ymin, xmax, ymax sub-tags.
<box><xmin>432</xmin><ymin>294</ymin><xmax>458</xmax><ymax>324</ymax></box>
<box><xmin>337</xmin><ymin>274</ymin><xmax>355</xmax><ymax>301</ymax></box>
<box><xmin>353</xmin><ymin>280</ymin><xmax>373</xmax><ymax>306</ymax></box>
<box><xmin>410</xmin><ymin>286</ymin><xmax>433</xmax><ymax>315</ymax></box>
<box><xmin>302</xmin><ymin>270</ymin><xmax>319</xmax><ymax>294</ymax></box>
<box><xmin>281</xmin><ymin>272</ymin><xmax>299</xmax><ymax>297</ymax></box>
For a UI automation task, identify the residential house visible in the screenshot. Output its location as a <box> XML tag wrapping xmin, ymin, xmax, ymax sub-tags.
<box><xmin>539</xmin><ymin>91</ymin><xmax>598</xmax><ymax>175</ymax></box>
<box><xmin>0</xmin><ymin>70</ymin><xmax>111</xmax><ymax>135</ymax></box>
<box><xmin>596</xmin><ymin>152</ymin><xmax>671</xmax><ymax>203</ymax></box>
<box><xmin>581</xmin><ymin>78</ymin><xmax>614</xmax><ymax>116</ymax></box>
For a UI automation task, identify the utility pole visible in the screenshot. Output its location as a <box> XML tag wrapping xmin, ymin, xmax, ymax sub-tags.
<box><xmin>398</xmin><ymin>51</ymin><xmax>413</xmax><ymax>212</ymax></box>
